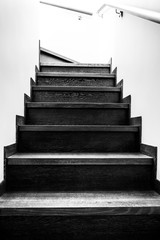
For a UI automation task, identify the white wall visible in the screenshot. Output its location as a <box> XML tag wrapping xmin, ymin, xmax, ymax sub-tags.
<box><xmin>104</xmin><ymin>3</ymin><xmax>160</xmax><ymax>179</ymax></box>
<box><xmin>113</xmin><ymin>0</ymin><xmax>160</xmax><ymax>12</ymax></box>
<box><xmin>0</xmin><ymin>0</ymin><xmax>39</xmax><ymax>182</ymax></box>
<box><xmin>39</xmin><ymin>1</ymin><xmax>114</xmax><ymax>63</ymax></box>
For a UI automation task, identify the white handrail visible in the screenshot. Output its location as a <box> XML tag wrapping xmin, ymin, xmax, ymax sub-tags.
<box><xmin>98</xmin><ymin>2</ymin><xmax>160</xmax><ymax>24</ymax></box>
<box><xmin>40</xmin><ymin>1</ymin><xmax>93</xmax><ymax>16</ymax></box>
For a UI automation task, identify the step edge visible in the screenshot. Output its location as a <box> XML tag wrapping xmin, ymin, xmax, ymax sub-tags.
<box><xmin>32</xmin><ymin>86</ymin><xmax>121</xmax><ymax>92</ymax></box>
<box><xmin>40</xmin><ymin>63</ymin><xmax>111</xmax><ymax>68</ymax></box>
<box><xmin>26</xmin><ymin>102</ymin><xmax>129</xmax><ymax>109</ymax></box>
<box><xmin>8</xmin><ymin>153</ymin><xmax>153</xmax><ymax>159</ymax></box>
<box><xmin>37</xmin><ymin>73</ymin><xmax>116</xmax><ymax>78</ymax></box>
<box><xmin>7</xmin><ymin>158</ymin><xmax>153</xmax><ymax>166</ymax></box>
<box><xmin>18</xmin><ymin>125</ymin><xmax>140</xmax><ymax>132</ymax></box>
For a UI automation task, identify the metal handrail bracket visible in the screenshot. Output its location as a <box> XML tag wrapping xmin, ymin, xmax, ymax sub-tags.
<box><xmin>98</xmin><ymin>2</ymin><xmax>160</xmax><ymax>24</ymax></box>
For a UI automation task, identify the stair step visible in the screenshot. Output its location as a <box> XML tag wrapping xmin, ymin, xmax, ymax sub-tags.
<box><xmin>32</xmin><ymin>86</ymin><xmax>121</xmax><ymax>103</ymax></box>
<box><xmin>18</xmin><ymin>125</ymin><xmax>139</xmax><ymax>131</ymax></box>
<box><xmin>37</xmin><ymin>73</ymin><xmax>116</xmax><ymax>87</ymax></box>
<box><xmin>17</xmin><ymin>125</ymin><xmax>140</xmax><ymax>152</ymax></box>
<box><xmin>40</xmin><ymin>63</ymin><xmax>110</xmax><ymax>74</ymax></box>
<box><xmin>1</xmin><ymin>192</ymin><xmax>160</xmax><ymax>239</ymax></box>
<box><xmin>26</xmin><ymin>102</ymin><xmax>129</xmax><ymax>108</ymax></box>
<box><xmin>26</xmin><ymin>103</ymin><xmax>130</xmax><ymax>125</ymax></box>
<box><xmin>8</xmin><ymin>153</ymin><xmax>153</xmax><ymax>165</ymax></box>
<box><xmin>32</xmin><ymin>86</ymin><xmax>120</xmax><ymax>91</ymax></box>
<box><xmin>6</xmin><ymin>153</ymin><xmax>153</xmax><ymax>191</ymax></box>
<box><xmin>1</xmin><ymin>191</ymin><xmax>160</xmax><ymax>214</ymax></box>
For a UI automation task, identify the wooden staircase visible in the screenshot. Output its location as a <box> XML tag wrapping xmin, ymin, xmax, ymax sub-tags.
<box><xmin>0</xmin><ymin>48</ymin><xmax>160</xmax><ymax>239</ymax></box>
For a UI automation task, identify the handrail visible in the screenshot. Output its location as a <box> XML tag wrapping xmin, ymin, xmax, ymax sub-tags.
<box><xmin>40</xmin><ymin>1</ymin><xmax>93</xmax><ymax>16</ymax></box>
<box><xmin>98</xmin><ymin>2</ymin><xmax>160</xmax><ymax>24</ymax></box>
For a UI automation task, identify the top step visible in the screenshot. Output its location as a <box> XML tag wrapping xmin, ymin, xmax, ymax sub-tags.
<box><xmin>40</xmin><ymin>63</ymin><xmax>111</xmax><ymax>74</ymax></box>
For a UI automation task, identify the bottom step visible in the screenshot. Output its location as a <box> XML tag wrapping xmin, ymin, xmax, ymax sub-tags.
<box><xmin>1</xmin><ymin>191</ymin><xmax>160</xmax><ymax>215</ymax></box>
<box><xmin>0</xmin><ymin>191</ymin><xmax>160</xmax><ymax>239</ymax></box>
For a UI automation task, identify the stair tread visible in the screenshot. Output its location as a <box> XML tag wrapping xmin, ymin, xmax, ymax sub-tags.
<box><xmin>32</xmin><ymin>86</ymin><xmax>120</xmax><ymax>92</ymax></box>
<box><xmin>8</xmin><ymin>153</ymin><xmax>152</xmax><ymax>165</ymax></box>
<box><xmin>40</xmin><ymin>63</ymin><xmax>110</xmax><ymax>67</ymax></box>
<box><xmin>0</xmin><ymin>191</ymin><xmax>160</xmax><ymax>215</ymax></box>
<box><xmin>26</xmin><ymin>102</ymin><xmax>129</xmax><ymax>109</ymax></box>
<box><xmin>19</xmin><ymin>125</ymin><xmax>139</xmax><ymax>132</ymax></box>
<box><xmin>9</xmin><ymin>152</ymin><xmax>152</xmax><ymax>159</ymax></box>
<box><xmin>38</xmin><ymin>72</ymin><xmax>115</xmax><ymax>77</ymax></box>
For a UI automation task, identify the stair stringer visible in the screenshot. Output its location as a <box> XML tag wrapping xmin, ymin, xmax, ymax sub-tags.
<box><xmin>141</xmin><ymin>144</ymin><xmax>158</xmax><ymax>191</ymax></box>
<box><xmin>40</xmin><ymin>47</ymin><xmax>79</xmax><ymax>64</ymax></box>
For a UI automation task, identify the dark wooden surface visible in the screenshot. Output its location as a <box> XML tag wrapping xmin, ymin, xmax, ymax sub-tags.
<box><xmin>0</xmin><ymin>181</ymin><xmax>5</xmax><ymax>196</ymax></box>
<box><xmin>155</xmin><ymin>180</ymin><xmax>160</xmax><ymax>194</ymax></box>
<box><xmin>1</xmin><ymin>191</ymin><xmax>160</xmax><ymax>211</ymax></box>
<box><xmin>26</xmin><ymin>102</ymin><xmax>129</xmax><ymax>108</ymax></box>
<box><xmin>16</xmin><ymin>115</ymin><xmax>25</xmax><ymax>126</ymax></box>
<box><xmin>116</xmin><ymin>79</ymin><xmax>123</xmax><ymax>101</ymax></box>
<box><xmin>35</xmin><ymin>65</ymin><xmax>39</xmax><ymax>83</ymax></box>
<box><xmin>123</xmin><ymin>95</ymin><xmax>131</xmax><ymax>103</ymax></box>
<box><xmin>32</xmin><ymin>86</ymin><xmax>119</xmax><ymax>91</ymax></box>
<box><xmin>18</xmin><ymin>125</ymin><xmax>139</xmax><ymax>131</ymax></box>
<box><xmin>16</xmin><ymin>115</ymin><xmax>25</xmax><ymax>143</ymax></box>
<box><xmin>3</xmin><ymin>143</ymin><xmax>17</xmax><ymax>194</ymax></box>
<box><xmin>40</xmin><ymin>63</ymin><xmax>110</xmax><ymax>74</ymax></box>
<box><xmin>30</xmin><ymin>78</ymin><xmax>36</xmax><ymax>100</ymax></box>
<box><xmin>1</xmin><ymin>215</ymin><xmax>160</xmax><ymax>240</ymax></box>
<box><xmin>26</xmin><ymin>103</ymin><xmax>130</xmax><ymax>125</ymax></box>
<box><xmin>141</xmin><ymin>144</ymin><xmax>157</xmax><ymax>158</ymax></box>
<box><xmin>17</xmin><ymin>127</ymin><xmax>140</xmax><ymax>152</ymax></box>
<box><xmin>1</xmin><ymin>191</ymin><xmax>160</xmax><ymax>240</ymax></box>
<box><xmin>7</xmin><ymin>153</ymin><xmax>153</xmax><ymax>192</ymax></box>
<box><xmin>32</xmin><ymin>86</ymin><xmax>121</xmax><ymax>103</ymax></box>
<box><xmin>140</xmin><ymin>143</ymin><xmax>158</xmax><ymax>191</ymax></box>
<box><xmin>4</xmin><ymin>143</ymin><xmax>17</xmax><ymax>159</ymax></box>
<box><xmin>130</xmin><ymin>116</ymin><xmax>142</xmax><ymax>126</ymax></box>
<box><xmin>24</xmin><ymin>94</ymin><xmax>31</xmax><ymax>121</ymax></box>
<box><xmin>6</xmin><ymin>164</ymin><xmax>153</xmax><ymax>191</ymax></box>
<box><xmin>40</xmin><ymin>62</ymin><xmax>110</xmax><ymax>65</ymax></box>
<box><xmin>37</xmin><ymin>75</ymin><xmax>116</xmax><ymax>87</ymax></box>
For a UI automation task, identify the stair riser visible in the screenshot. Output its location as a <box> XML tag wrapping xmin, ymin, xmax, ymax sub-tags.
<box><xmin>17</xmin><ymin>131</ymin><xmax>140</xmax><ymax>152</ymax></box>
<box><xmin>32</xmin><ymin>91</ymin><xmax>121</xmax><ymax>103</ymax></box>
<box><xmin>1</xmin><ymin>216</ymin><xmax>160</xmax><ymax>240</ymax></box>
<box><xmin>37</xmin><ymin>76</ymin><xmax>115</xmax><ymax>87</ymax></box>
<box><xmin>40</xmin><ymin>66</ymin><xmax>110</xmax><ymax>74</ymax></box>
<box><xmin>26</xmin><ymin>108</ymin><xmax>129</xmax><ymax>125</ymax></box>
<box><xmin>6</xmin><ymin>165</ymin><xmax>153</xmax><ymax>191</ymax></box>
